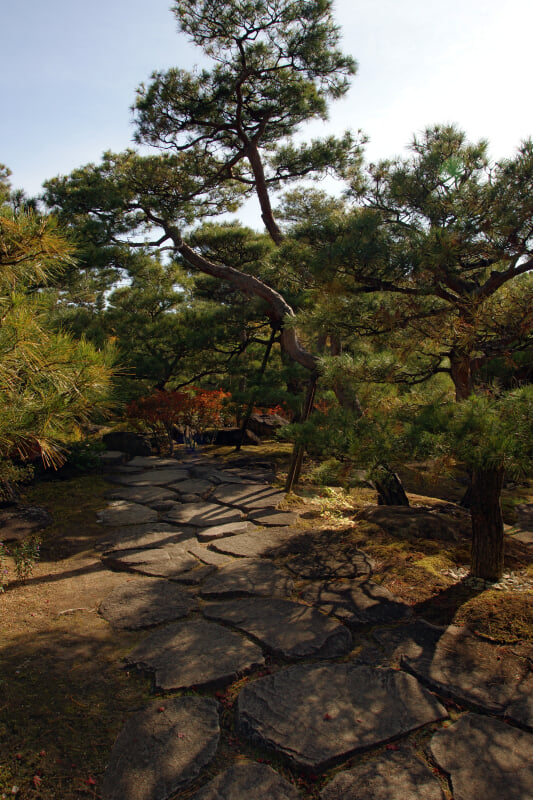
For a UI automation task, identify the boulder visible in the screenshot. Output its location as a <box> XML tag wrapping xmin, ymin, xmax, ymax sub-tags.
<box><xmin>213</xmin><ymin>428</ymin><xmax>260</xmax><ymax>446</ymax></box>
<box><xmin>103</xmin><ymin>431</ymin><xmax>152</xmax><ymax>457</ymax></box>
<box><xmin>359</xmin><ymin>505</ymin><xmax>462</xmax><ymax>541</ymax></box>
<box><xmin>246</xmin><ymin>413</ymin><xmax>289</xmax><ymax>438</ymax></box>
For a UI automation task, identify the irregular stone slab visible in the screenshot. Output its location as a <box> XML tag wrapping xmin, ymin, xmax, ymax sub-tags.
<box><xmin>168</xmin><ymin>479</ymin><xmax>214</xmax><ymax>495</ymax></box>
<box><xmin>111</xmin><ymin>464</ymin><xmax>144</xmax><ymax>474</ymax></box>
<box><xmin>512</xmin><ymin>528</ymin><xmax>533</xmax><ymax>545</ymax></box>
<box><xmin>283</xmin><ymin>535</ymin><xmax>374</xmax><ymax>579</ymax></box>
<box><xmin>103</xmin><ymin>543</ymin><xmax>201</xmax><ymax>579</ymax></box>
<box><xmin>430</xmin><ymin>713</ymin><xmax>533</xmax><ymax>800</ymax></box>
<box><xmin>211</xmin><ymin>483</ymin><xmax>285</xmax><ymax>511</ymax></box>
<box><xmin>197</xmin><ymin>520</ymin><xmax>253</xmax><ymax>542</ymax></box>
<box><xmin>126</xmin><ymin>618</ymin><xmax>265</xmax><ymax>690</ymax></box>
<box><xmin>237</xmin><ymin>662</ymin><xmax>447</xmax><ymax>772</ymax></box>
<box><xmin>189</xmin><ymin>466</ymin><xmax>250</xmax><ymax>484</ymax></box>
<box><xmin>100</xmin><ymin>696</ymin><xmax>219</xmax><ymax>800</ymax></box>
<box><xmin>99</xmin><ymin>450</ymin><xmax>127</xmax><ymax>467</ymax></box>
<box><xmin>320</xmin><ymin>745</ymin><xmax>445</xmax><ymax>800</ymax></box>
<box><xmin>99</xmin><ymin>578</ymin><xmax>196</xmax><ymax>629</ymax></box>
<box><xmin>209</xmin><ymin>528</ymin><xmax>302</xmax><ymax>558</ymax></box>
<box><xmin>107</xmin><ymin>486</ymin><xmax>178</xmax><ymax>504</ymax></box>
<box><xmin>149</xmin><ymin>500</ymin><xmax>183</xmax><ymax>513</ymax></box>
<box><xmin>505</xmin><ymin>669</ymin><xmax>533</xmax><ymax>730</ymax></box>
<box><xmin>190</xmin><ymin>763</ymin><xmax>300</xmax><ymax>800</ymax></box>
<box><xmin>164</xmin><ymin>502</ymin><xmax>245</xmax><ymax>527</ymax></box>
<box><xmin>368</xmin><ymin>619</ymin><xmax>443</xmax><ymax>668</ymax></box>
<box><xmin>402</xmin><ymin>624</ymin><xmax>533</xmax><ymax>722</ymax></box>
<box><xmin>203</xmin><ymin>598</ymin><xmax>352</xmax><ymax>658</ymax></box>
<box><xmin>97</xmin><ymin>523</ymin><xmax>193</xmax><ymax>554</ymax></box>
<box><xmin>97</xmin><ymin>501</ymin><xmax>158</xmax><ymax>527</ymax></box>
<box><xmin>248</xmin><ymin>509</ymin><xmax>300</xmax><ymax>526</ymax></box>
<box><xmin>301</xmin><ymin>580</ymin><xmax>412</xmax><ymax>628</ymax></box>
<box><xmin>113</xmin><ymin>469</ymin><xmax>190</xmax><ymax>486</ymax></box>
<box><xmin>200</xmin><ymin>559</ymin><xmax>294</xmax><ymax>599</ymax></box>
<box><xmin>128</xmin><ymin>456</ymin><xmax>183</xmax><ymax>469</ymax></box>
<box><xmin>187</xmin><ymin>545</ymin><xmax>236</xmax><ymax>567</ymax></box>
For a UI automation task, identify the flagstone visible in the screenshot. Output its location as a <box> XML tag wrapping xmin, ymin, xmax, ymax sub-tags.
<box><xmin>99</xmin><ymin>578</ymin><xmax>196</xmax><ymax>629</ymax></box>
<box><xmin>126</xmin><ymin>618</ymin><xmax>265</xmax><ymax>690</ymax></box>
<box><xmin>203</xmin><ymin>597</ymin><xmax>352</xmax><ymax>658</ymax></box>
<box><xmin>100</xmin><ymin>696</ymin><xmax>219</xmax><ymax>800</ymax></box>
<box><xmin>237</xmin><ymin>662</ymin><xmax>447</xmax><ymax>772</ymax></box>
<box><xmin>430</xmin><ymin>713</ymin><xmax>533</xmax><ymax>800</ymax></box>
<box><xmin>199</xmin><ymin>559</ymin><xmax>294</xmax><ymax>598</ymax></box>
<box><xmin>164</xmin><ymin>501</ymin><xmax>245</xmax><ymax>527</ymax></box>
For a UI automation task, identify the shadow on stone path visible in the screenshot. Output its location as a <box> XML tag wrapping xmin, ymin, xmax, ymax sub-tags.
<box><xmin>95</xmin><ymin>452</ymin><xmax>533</xmax><ymax>800</ymax></box>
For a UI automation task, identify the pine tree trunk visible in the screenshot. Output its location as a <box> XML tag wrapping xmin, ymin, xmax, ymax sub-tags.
<box><xmin>470</xmin><ymin>466</ymin><xmax>505</xmax><ymax>581</ymax></box>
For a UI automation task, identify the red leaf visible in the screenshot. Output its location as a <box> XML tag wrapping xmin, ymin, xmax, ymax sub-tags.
<box><xmin>323</xmin><ymin>712</ymin><xmax>332</xmax><ymax>720</ymax></box>
<box><xmin>33</xmin><ymin>775</ymin><xmax>42</xmax><ymax>787</ymax></box>
<box><xmin>386</xmin><ymin>743</ymin><xmax>400</xmax><ymax>751</ymax></box>
<box><xmin>84</xmin><ymin>776</ymin><xmax>97</xmax><ymax>786</ymax></box>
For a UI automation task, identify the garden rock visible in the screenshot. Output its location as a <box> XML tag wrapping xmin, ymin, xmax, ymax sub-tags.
<box><xmin>246</xmin><ymin>412</ymin><xmax>289</xmax><ymax>438</ymax></box>
<box><xmin>319</xmin><ymin>744</ymin><xmax>445</xmax><ymax>800</ymax></box>
<box><xmin>236</xmin><ymin>662</ymin><xmax>447</xmax><ymax>772</ymax></box>
<box><xmin>126</xmin><ymin>618</ymin><xmax>265</xmax><ymax>690</ymax></box>
<box><xmin>99</xmin><ymin>578</ymin><xmax>196</xmax><ymax>629</ymax></box>
<box><xmin>203</xmin><ymin>597</ymin><xmax>352</xmax><ymax>658</ymax></box>
<box><xmin>359</xmin><ymin>505</ymin><xmax>462</xmax><ymax>541</ymax></box>
<box><xmin>199</xmin><ymin>558</ymin><xmax>294</xmax><ymax>598</ymax></box>
<box><xmin>164</xmin><ymin>501</ymin><xmax>245</xmax><ymax>527</ymax></box>
<box><xmin>213</xmin><ymin>427</ymin><xmax>260</xmax><ymax>446</ymax></box>
<box><xmin>430</xmin><ymin>713</ymin><xmax>533</xmax><ymax>800</ymax></box>
<box><xmin>190</xmin><ymin>763</ymin><xmax>300</xmax><ymax>800</ymax></box>
<box><xmin>97</xmin><ymin>501</ymin><xmax>158</xmax><ymax>527</ymax></box>
<box><xmin>102</xmin><ymin>431</ymin><xmax>152</xmax><ymax>457</ymax></box>
<box><xmin>100</xmin><ymin>696</ymin><xmax>220</xmax><ymax>800</ymax></box>
<box><xmin>301</xmin><ymin>579</ymin><xmax>413</xmax><ymax>628</ymax></box>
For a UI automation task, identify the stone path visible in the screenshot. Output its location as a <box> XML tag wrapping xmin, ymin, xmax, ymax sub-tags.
<box><xmin>94</xmin><ymin>452</ymin><xmax>533</xmax><ymax>800</ymax></box>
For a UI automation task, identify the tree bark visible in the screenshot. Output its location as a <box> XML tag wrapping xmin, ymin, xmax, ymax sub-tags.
<box><xmin>176</xmin><ymin>239</ymin><xmax>317</xmax><ymax>372</ymax></box>
<box><xmin>470</xmin><ymin>465</ymin><xmax>505</xmax><ymax>581</ymax></box>
<box><xmin>450</xmin><ymin>352</ymin><xmax>473</xmax><ymax>401</ymax></box>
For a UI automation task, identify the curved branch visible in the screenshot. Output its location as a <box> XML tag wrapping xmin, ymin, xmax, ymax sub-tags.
<box><xmin>176</xmin><ymin>237</ymin><xmax>316</xmax><ymax>371</ymax></box>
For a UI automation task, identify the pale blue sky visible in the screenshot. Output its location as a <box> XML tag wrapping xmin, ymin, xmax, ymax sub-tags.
<box><xmin>2</xmin><ymin>0</ymin><xmax>532</xmax><ymax>205</ymax></box>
